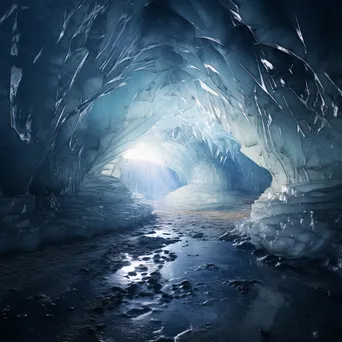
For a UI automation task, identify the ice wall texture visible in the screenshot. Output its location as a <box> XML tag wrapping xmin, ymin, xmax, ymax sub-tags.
<box><xmin>0</xmin><ymin>175</ymin><xmax>153</xmax><ymax>253</ymax></box>
<box><xmin>238</xmin><ymin>181</ymin><xmax>342</xmax><ymax>259</ymax></box>
<box><xmin>1</xmin><ymin>0</ymin><xmax>342</xmax><ymax>257</ymax></box>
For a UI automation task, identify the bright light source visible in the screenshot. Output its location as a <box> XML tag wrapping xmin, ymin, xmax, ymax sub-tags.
<box><xmin>124</xmin><ymin>142</ymin><xmax>164</xmax><ymax>165</ymax></box>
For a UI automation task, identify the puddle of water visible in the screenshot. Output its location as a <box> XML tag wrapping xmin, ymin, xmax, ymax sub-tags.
<box><xmin>144</xmin><ymin>229</ymin><xmax>179</xmax><ymax>239</ymax></box>
<box><xmin>109</xmin><ymin>254</ymin><xmax>155</xmax><ymax>285</ymax></box>
<box><xmin>161</xmin><ymin>238</ymin><xmax>257</xmax><ymax>280</ymax></box>
<box><xmin>102</xmin><ymin>236</ymin><xmax>342</xmax><ymax>341</ymax></box>
<box><xmin>153</xmin><ymin>239</ymin><xmax>342</xmax><ymax>341</ymax></box>
<box><xmin>151</xmin><ymin>239</ymin><xmax>261</xmax><ymax>338</ymax></box>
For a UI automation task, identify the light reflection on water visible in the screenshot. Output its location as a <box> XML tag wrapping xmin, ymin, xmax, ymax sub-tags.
<box><xmin>103</xmin><ymin>236</ymin><xmax>342</xmax><ymax>342</ymax></box>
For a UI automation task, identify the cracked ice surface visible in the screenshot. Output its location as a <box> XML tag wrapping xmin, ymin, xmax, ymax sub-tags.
<box><xmin>0</xmin><ymin>0</ymin><xmax>342</xmax><ymax>257</ymax></box>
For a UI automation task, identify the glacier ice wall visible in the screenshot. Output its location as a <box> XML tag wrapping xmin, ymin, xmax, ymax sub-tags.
<box><xmin>0</xmin><ymin>175</ymin><xmax>153</xmax><ymax>253</ymax></box>
<box><xmin>1</xmin><ymin>0</ymin><xmax>342</xmax><ymax>257</ymax></box>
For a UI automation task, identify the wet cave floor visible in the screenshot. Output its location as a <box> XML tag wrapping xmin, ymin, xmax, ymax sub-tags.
<box><xmin>1</xmin><ymin>206</ymin><xmax>342</xmax><ymax>342</ymax></box>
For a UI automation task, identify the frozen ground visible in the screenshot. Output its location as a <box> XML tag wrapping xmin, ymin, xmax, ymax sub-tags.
<box><xmin>1</xmin><ymin>202</ymin><xmax>342</xmax><ymax>342</ymax></box>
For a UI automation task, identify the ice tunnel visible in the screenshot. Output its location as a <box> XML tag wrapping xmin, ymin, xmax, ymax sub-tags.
<box><xmin>1</xmin><ymin>0</ymin><xmax>342</xmax><ymax>261</ymax></box>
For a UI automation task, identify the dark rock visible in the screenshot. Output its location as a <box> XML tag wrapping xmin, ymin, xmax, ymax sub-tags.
<box><xmin>126</xmin><ymin>306</ymin><xmax>151</xmax><ymax>317</ymax></box>
<box><xmin>162</xmin><ymin>293</ymin><xmax>173</xmax><ymax>299</ymax></box>
<box><xmin>180</xmin><ymin>280</ymin><xmax>191</xmax><ymax>289</ymax></box>
<box><xmin>111</xmin><ymin>286</ymin><xmax>125</xmax><ymax>293</ymax></box>
<box><xmin>252</xmin><ymin>249</ymin><xmax>268</xmax><ymax>258</ymax></box>
<box><xmin>224</xmin><ymin>279</ymin><xmax>261</xmax><ymax>294</ymax></box>
<box><xmin>126</xmin><ymin>283</ymin><xmax>139</xmax><ymax>295</ymax></box>
<box><xmin>152</xmin><ymin>283</ymin><xmax>162</xmax><ymax>291</ymax></box>
<box><xmin>219</xmin><ymin>232</ymin><xmax>239</xmax><ymax>241</ymax></box>
<box><xmin>150</xmin><ymin>271</ymin><xmax>161</xmax><ymax>277</ymax></box>
<box><xmin>192</xmin><ymin>232</ymin><xmax>204</xmax><ymax>238</ymax></box>
<box><xmin>196</xmin><ymin>263</ymin><xmax>219</xmax><ymax>270</ymax></box>
<box><xmin>122</xmin><ymin>260</ymin><xmax>131</xmax><ymax>266</ymax></box>
<box><xmin>138</xmin><ymin>291</ymin><xmax>154</xmax><ymax>297</ymax></box>
<box><xmin>135</xmin><ymin>265</ymin><xmax>148</xmax><ymax>272</ymax></box>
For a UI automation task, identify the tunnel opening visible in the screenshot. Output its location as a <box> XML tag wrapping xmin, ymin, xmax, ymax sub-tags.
<box><xmin>98</xmin><ymin>122</ymin><xmax>272</xmax><ymax>208</ymax></box>
<box><xmin>123</xmin><ymin>142</ymin><xmax>167</xmax><ymax>166</ymax></box>
<box><xmin>0</xmin><ymin>0</ymin><xmax>340</xmax><ymax>261</ymax></box>
<box><xmin>102</xmin><ymin>145</ymin><xmax>185</xmax><ymax>201</ymax></box>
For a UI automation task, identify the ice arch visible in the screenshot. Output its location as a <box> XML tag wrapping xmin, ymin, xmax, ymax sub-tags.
<box><xmin>1</xmin><ymin>0</ymin><xmax>342</xmax><ymax>258</ymax></box>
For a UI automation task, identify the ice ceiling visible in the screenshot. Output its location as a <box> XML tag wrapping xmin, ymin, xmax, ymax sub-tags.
<box><xmin>1</xmin><ymin>0</ymin><xmax>342</xmax><ymax>258</ymax></box>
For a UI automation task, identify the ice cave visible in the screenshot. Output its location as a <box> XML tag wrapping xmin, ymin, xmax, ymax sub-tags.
<box><xmin>1</xmin><ymin>0</ymin><xmax>342</xmax><ymax>341</ymax></box>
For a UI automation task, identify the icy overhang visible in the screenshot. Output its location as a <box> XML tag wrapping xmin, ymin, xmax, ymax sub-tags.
<box><xmin>2</xmin><ymin>0</ymin><xmax>342</xmax><ymax>258</ymax></box>
<box><xmin>2</xmin><ymin>0</ymin><xmax>342</xmax><ymax>196</ymax></box>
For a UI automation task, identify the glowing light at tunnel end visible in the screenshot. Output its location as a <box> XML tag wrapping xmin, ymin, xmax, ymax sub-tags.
<box><xmin>124</xmin><ymin>142</ymin><xmax>165</xmax><ymax>165</ymax></box>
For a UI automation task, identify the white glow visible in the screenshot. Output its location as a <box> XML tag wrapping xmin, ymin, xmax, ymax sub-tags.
<box><xmin>199</xmin><ymin>80</ymin><xmax>219</xmax><ymax>97</ymax></box>
<box><xmin>204</xmin><ymin>63</ymin><xmax>220</xmax><ymax>74</ymax></box>
<box><xmin>261</xmin><ymin>58</ymin><xmax>274</xmax><ymax>71</ymax></box>
<box><xmin>124</xmin><ymin>142</ymin><xmax>164</xmax><ymax>165</ymax></box>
